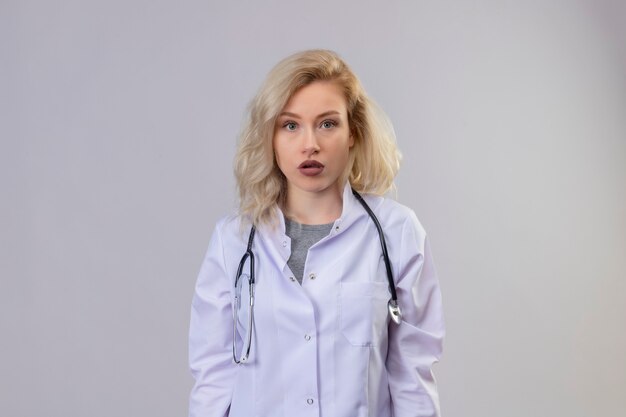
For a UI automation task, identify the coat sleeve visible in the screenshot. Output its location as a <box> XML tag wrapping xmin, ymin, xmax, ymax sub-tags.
<box><xmin>188</xmin><ymin>220</ymin><xmax>238</xmax><ymax>417</ymax></box>
<box><xmin>386</xmin><ymin>211</ymin><xmax>445</xmax><ymax>417</ymax></box>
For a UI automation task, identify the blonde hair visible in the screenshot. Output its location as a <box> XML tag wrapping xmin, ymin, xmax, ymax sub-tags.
<box><xmin>234</xmin><ymin>49</ymin><xmax>401</xmax><ymax>226</ymax></box>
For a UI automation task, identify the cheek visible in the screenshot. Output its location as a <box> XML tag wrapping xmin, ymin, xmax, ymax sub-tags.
<box><xmin>337</xmin><ymin>135</ymin><xmax>353</xmax><ymax>157</ymax></box>
<box><xmin>273</xmin><ymin>141</ymin><xmax>291</xmax><ymax>174</ymax></box>
<box><xmin>272</xmin><ymin>136</ymin><xmax>283</xmax><ymax>163</ymax></box>
<box><xmin>331</xmin><ymin>143</ymin><xmax>352</xmax><ymax>169</ymax></box>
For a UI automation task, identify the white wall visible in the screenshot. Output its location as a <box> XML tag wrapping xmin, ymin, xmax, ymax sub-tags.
<box><xmin>2</xmin><ymin>1</ymin><xmax>625</xmax><ymax>416</ymax></box>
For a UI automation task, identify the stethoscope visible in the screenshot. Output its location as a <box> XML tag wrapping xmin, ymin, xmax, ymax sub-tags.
<box><xmin>232</xmin><ymin>188</ymin><xmax>402</xmax><ymax>364</ymax></box>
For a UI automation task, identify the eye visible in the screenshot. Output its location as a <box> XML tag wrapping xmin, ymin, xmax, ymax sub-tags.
<box><xmin>320</xmin><ymin>119</ymin><xmax>337</xmax><ymax>129</ymax></box>
<box><xmin>283</xmin><ymin>121</ymin><xmax>298</xmax><ymax>131</ymax></box>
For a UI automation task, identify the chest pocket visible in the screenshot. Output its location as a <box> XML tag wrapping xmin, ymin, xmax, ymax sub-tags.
<box><xmin>339</xmin><ymin>281</ymin><xmax>389</xmax><ymax>347</ymax></box>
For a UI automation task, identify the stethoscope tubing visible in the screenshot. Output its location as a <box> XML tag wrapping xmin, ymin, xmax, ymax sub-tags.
<box><xmin>233</xmin><ymin>228</ymin><xmax>256</xmax><ymax>364</ymax></box>
<box><xmin>350</xmin><ymin>188</ymin><xmax>398</xmax><ymax>302</ymax></box>
<box><xmin>351</xmin><ymin>188</ymin><xmax>403</xmax><ymax>325</ymax></box>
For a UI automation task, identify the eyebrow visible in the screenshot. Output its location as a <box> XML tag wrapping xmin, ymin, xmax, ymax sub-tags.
<box><xmin>278</xmin><ymin>110</ymin><xmax>341</xmax><ymax>119</ymax></box>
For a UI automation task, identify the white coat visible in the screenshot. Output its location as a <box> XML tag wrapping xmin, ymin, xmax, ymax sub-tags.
<box><xmin>189</xmin><ymin>183</ymin><xmax>445</xmax><ymax>417</ymax></box>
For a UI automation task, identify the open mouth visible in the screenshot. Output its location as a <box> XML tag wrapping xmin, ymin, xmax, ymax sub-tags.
<box><xmin>298</xmin><ymin>160</ymin><xmax>324</xmax><ymax>169</ymax></box>
<box><xmin>298</xmin><ymin>160</ymin><xmax>325</xmax><ymax>176</ymax></box>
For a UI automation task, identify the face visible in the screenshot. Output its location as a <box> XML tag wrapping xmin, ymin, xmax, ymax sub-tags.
<box><xmin>273</xmin><ymin>80</ymin><xmax>354</xmax><ymax>201</ymax></box>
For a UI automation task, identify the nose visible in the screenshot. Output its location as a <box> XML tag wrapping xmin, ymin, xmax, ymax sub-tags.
<box><xmin>303</xmin><ymin>128</ymin><xmax>320</xmax><ymax>155</ymax></box>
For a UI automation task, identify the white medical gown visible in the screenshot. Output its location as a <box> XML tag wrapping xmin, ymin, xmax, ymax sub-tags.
<box><xmin>189</xmin><ymin>183</ymin><xmax>445</xmax><ymax>417</ymax></box>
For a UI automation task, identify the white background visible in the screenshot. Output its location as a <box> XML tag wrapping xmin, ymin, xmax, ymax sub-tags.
<box><xmin>2</xmin><ymin>1</ymin><xmax>625</xmax><ymax>416</ymax></box>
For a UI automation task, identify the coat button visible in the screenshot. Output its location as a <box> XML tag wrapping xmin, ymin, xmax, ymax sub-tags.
<box><xmin>304</xmin><ymin>334</ymin><xmax>311</xmax><ymax>341</ymax></box>
<box><xmin>307</xmin><ymin>398</ymin><xmax>314</xmax><ymax>405</ymax></box>
<box><xmin>289</xmin><ymin>276</ymin><xmax>296</xmax><ymax>282</ymax></box>
<box><xmin>308</xmin><ymin>272</ymin><xmax>316</xmax><ymax>280</ymax></box>
<box><xmin>282</xmin><ymin>240</ymin><xmax>287</xmax><ymax>247</ymax></box>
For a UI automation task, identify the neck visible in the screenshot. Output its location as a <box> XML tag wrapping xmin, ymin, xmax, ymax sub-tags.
<box><xmin>283</xmin><ymin>183</ymin><xmax>344</xmax><ymax>225</ymax></box>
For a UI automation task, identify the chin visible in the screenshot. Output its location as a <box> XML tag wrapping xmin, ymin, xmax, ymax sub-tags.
<box><xmin>296</xmin><ymin>180</ymin><xmax>341</xmax><ymax>195</ymax></box>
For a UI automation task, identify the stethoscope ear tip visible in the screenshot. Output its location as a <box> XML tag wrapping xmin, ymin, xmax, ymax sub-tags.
<box><xmin>388</xmin><ymin>299</ymin><xmax>402</xmax><ymax>325</ymax></box>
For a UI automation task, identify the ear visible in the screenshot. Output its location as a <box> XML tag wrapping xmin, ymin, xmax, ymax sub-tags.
<box><xmin>348</xmin><ymin>129</ymin><xmax>355</xmax><ymax>148</ymax></box>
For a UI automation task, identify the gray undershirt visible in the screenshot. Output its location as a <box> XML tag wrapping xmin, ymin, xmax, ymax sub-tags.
<box><xmin>284</xmin><ymin>217</ymin><xmax>334</xmax><ymax>284</ymax></box>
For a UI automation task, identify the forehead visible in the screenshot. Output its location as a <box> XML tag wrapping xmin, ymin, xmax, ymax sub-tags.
<box><xmin>281</xmin><ymin>81</ymin><xmax>347</xmax><ymax>115</ymax></box>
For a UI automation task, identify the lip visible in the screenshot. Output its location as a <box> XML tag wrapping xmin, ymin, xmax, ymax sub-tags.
<box><xmin>298</xmin><ymin>159</ymin><xmax>325</xmax><ymax>176</ymax></box>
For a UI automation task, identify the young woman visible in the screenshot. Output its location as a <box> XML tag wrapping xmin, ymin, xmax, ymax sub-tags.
<box><xmin>189</xmin><ymin>49</ymin><xmax>445</xmax><ymax>417</ymax></box>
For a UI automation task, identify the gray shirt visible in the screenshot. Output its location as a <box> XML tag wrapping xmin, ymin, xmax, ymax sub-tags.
<box><xmin>284</xmin><ymin>217</ymin><xmax>334</xmax><ymax>284</ymax></box>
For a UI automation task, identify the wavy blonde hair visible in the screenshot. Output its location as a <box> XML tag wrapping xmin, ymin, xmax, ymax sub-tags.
<box><xmin>234</xmin><ymin>49</ymin><xmax>401</xmax><ymax>226</ymax></box>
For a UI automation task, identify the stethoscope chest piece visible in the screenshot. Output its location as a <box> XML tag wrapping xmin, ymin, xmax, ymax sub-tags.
<box><xmin>388</xmin><ymin>299</ymin><xmax>402</xmax><ymax>325</ymax></box>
